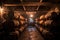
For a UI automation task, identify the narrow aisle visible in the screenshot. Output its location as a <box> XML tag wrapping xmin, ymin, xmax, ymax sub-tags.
<box><xmin>19</xmin><ymin>26</ymin><xmax>44</xmax><ymax>40</ymax></box>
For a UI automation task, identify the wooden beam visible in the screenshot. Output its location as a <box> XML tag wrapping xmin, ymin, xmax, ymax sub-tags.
<box><xmin>36</xmin><ymin>0</ymin><xmax>43</xmax><ymax>10</ymax></box>
<box><xmin>23</xmin><ymin>6</ymin><xmax>26</xmax><ymax>10</ymax></box>
<box><xmin>3</xmin><ymin>2</ymin><xmax>53</xmax><ymax>6</ymax></box>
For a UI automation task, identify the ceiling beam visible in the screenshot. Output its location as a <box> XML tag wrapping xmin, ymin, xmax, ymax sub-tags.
<box><xmin>36</xmin><ymin>0</ymin><xmax>43</xmax><ymax>10</ymax></box>
<box><xmin>20</xmin><ymin>0</ymin><xmax>26</xmax><ymax>11</ymax></box>
<box><xmin>40</xmin><ymin>0</ymin><xmax>43</xmax><ymax>2</ymax></box>
<box><xmin>23</xmin><ymin>6</ymin><xmax>26</xmax><ymax>10</ymax></box>
<box><xmin>3</xmin><ymin>2</ymin><xmax>53</xmax><ymax>6</ymax></box>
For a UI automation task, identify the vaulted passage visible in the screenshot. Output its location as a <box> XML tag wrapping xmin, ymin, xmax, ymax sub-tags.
<box><xmin>0</xmin><ymin>0</ymin><xmax>60</xmax><ymax>40</ymax></box>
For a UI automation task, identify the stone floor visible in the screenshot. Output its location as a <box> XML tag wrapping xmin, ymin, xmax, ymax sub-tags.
<box><xmin>19</xmin><ymin>26</ymin><xmax>44</xmax><ymax>40</ymax></box>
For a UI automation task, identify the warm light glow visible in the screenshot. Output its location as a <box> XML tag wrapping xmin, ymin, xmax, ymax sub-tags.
<box><xmin>0</xmin><ymin>7</ymin><xmax>4</xmax><ymax>15</ymax></box>
<box><xmin>20</xmin><ymin>15</ymin><xmax>24</xmax><ymax>19</ymax></box>
<box><xmin>39</xmin><ymin>20</ymin><xmax>44</xmax><ymax>24</ymax></box>
<box><xmin>26</xmin><ymin>11</ymin><xmax>36</xmax><ymax>18</ymax></box>
<box><xmin>40</xmin><ymin>15</ymin><xmax>45</xmax><ymax>20</ymax></box>
<box><xmin>26</xmin><ymin>12</ymin><xmax>36</xmax><ymax>15</ymax></box>
<box><xmin>30</xmin><ymin>14</ymin><xmax>33</xmax><ymax>17</ymax></box>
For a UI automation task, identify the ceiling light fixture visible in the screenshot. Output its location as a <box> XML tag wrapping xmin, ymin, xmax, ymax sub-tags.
<box><xmin>30</xmin><ymin>14</ymin><xmax>33</xmax><ymax>18</ymax></box>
